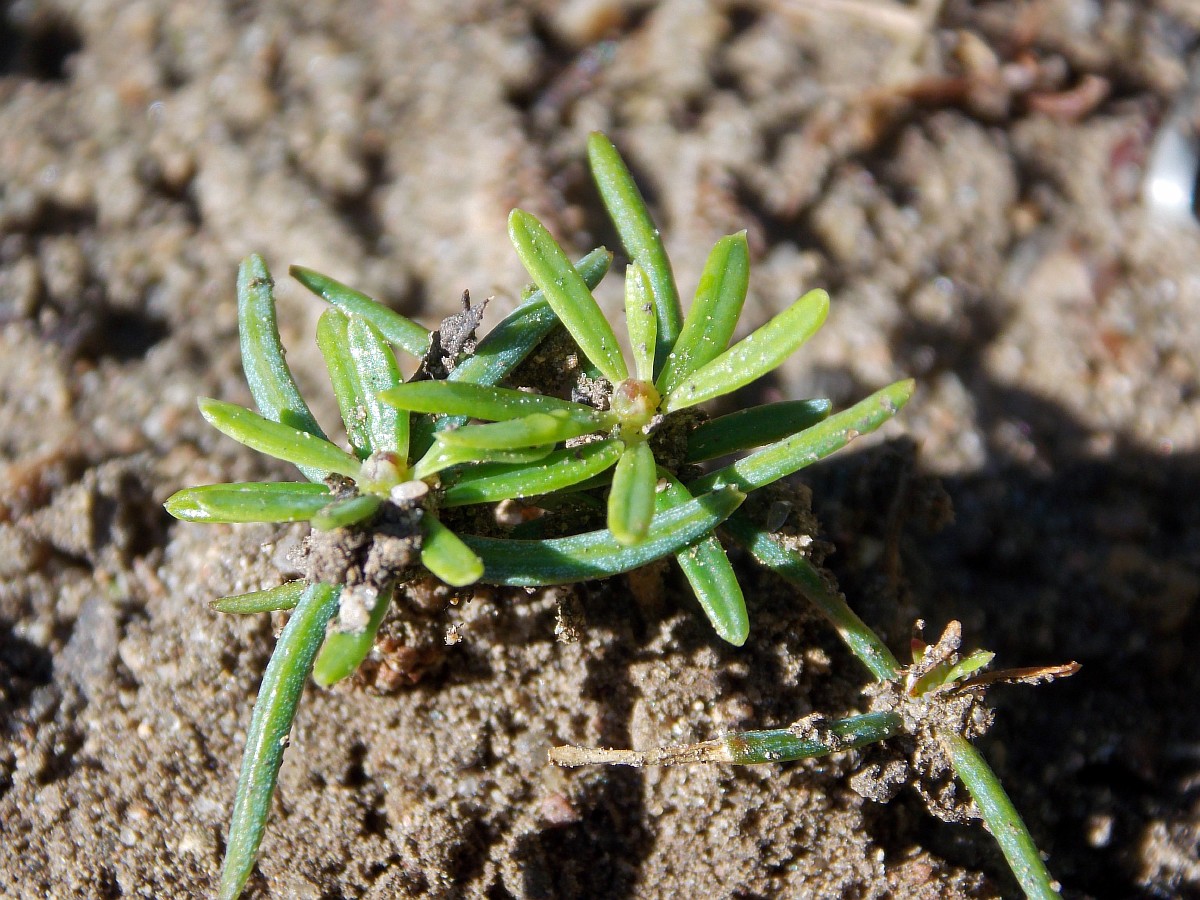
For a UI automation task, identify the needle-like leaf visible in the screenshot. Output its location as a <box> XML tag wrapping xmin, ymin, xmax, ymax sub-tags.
<box><xmin>310</xmin><ymin>494</ymin><xmax>383</xmax><ymax>531</ymax></box>
<box><xmin>550</xmin><ymin>711</ymin><xmax>903</xmax><ymax>767</ymax></box>
<box><xmin>164</xmin><ymin>482</ymin><xmax>331</xmax><ymax>524</ymax></box>
<box><xmin>289</xmin><ymin>265</ymin><xmax>430</xmax><ymax>359</ymax></box>
<box><xmin>685</xmin><ymin>399</ymin><xmax>832</xmax><ymax>462</ymax></box>
<box><xmin>220</xmin><ymin>582</ymin><xmax>341</xmax><ymax>900</ymax></box>
<box><xmin>408</xmin><ymin>248</ymin><xmax>614</xmax><ymax>458</ymax></box>
<box><xmin>435</xmin><ymin>410</ymin><xmax>599</xmax><ymax>451</ymax></box>
<box><xmin>722</xmin><ymin>514</ymin><xmax>902</xmax><ymax>682</ymax></box>
<box><xmin>211</xmin><ymin>580</ymin><xmax>307</xmax><ymax>614</ymax></box>
<box><xmin>449</xmin><ymin>248</ymin><xmax>612</xmax><ymax>387</ymax></box>
<box><xmin>420</xmin><ymin>517</ymin><xmax>484</xmax><ymax>587</ymax></box>
<box><xmin>411</xmin><ymin>441</ymin><xmax>554</xmax><ymax>480</ymax></box>
<box><xmin>346</xmin><ymin>315</ymin><xmax>407</xmax><ymax>457</ymax></box>
<box><xmin>464</xmin><ymin>485</ymin><xmax>745</xmax><ymax>585</ymax></box>
<box><xmin>316</xmin><ymin>310</ymin><xmax>373</xmax><ymax>459</ymax></box>
<box><xmin>663</xmin><ymin>289</ymin><xmax>829</xmax><ymax>413</ymax></box>
<box><xmin>689</xmin><ymin>379</ymin><xmax>915</xmax><ymax>495</ymax></box>
<box><xmin>312</xmin><ymin>586</ymin><xmax>394</xmax><ymax>687</ymax></box>
<box><xmin>656</xmin><ymin>232</ymin><xmax>750</xmax><ymax>396</ymax></box>
<box><xmin>659</xmin><ymin>475</ymin><xmax>748</xmax><ymax>646</ymax></box>
<box><xmin>237</xmin><ymin>254</ymin><xmax>328</xmax><ymax>482</ymax></box>
<box><xmin>608</xmin><ymin>441</ymin><xmax>658</xmax><ymax>545</ymax></box>
<box><xmin>441</xmin><ymin>440</ymin><xmax>624</xmax><ymax>507</ymax></box>
<box><xmin>508</xmin><ymin>209</ymin><xmax>628</xmax><ymax>385</ymax></box>
<box><xmin>624</xmin><ymin>263</ymin><xmax>657</xmax><ymax>382</ymax></box>
<box><xmin>588</xmin><ymin>132</ymin><xmax>682</xmax><ymax>371</ymax></box>
<box><xmin>316</xmin><ymin>312</ymin><xmax>407</xmax><ymax>460</ymax></box>
<box><xmin>382</xmin><ymin>381</ymin><xmax>612</xmax><ymax>427</ymax></box>
<box><xmin>199</xmin><ymin>398</ymin><xmax>362</xmax><ymax>479</ymax></box>
<box><xmin>940</xmin><ymin>732</ymin><xmax>1063</xmax><ymax>900</ymax></box>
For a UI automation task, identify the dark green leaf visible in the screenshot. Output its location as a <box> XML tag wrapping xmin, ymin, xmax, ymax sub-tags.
<box><xmin>685</xmin><ymin>399</ymin><xmax>832</xmax><ymax>462</ymax></box>
<box><xmin>722</xmin><ymin>514</ymin><xmax>901</xmax><ymax>682</ymax></box>
<box><xmin>464</xmin><ymin>485</ymin><xmax>745</xmax><ymax>585</ymax></box>
<box><xmin>941</xmin><ymin>732</ymin><xmax>1063</xmax><ymax>900</ymax></box>
<box><xmin>211</xmin><ymin>580</ymin><xmax>307</xmax><ymax>614</ymax></box>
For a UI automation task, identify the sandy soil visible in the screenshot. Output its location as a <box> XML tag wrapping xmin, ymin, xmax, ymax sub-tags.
<box><xmin>2</xmin><ymin>1</ymin><xmax>1199</xmax><ymax>897</ymax></box>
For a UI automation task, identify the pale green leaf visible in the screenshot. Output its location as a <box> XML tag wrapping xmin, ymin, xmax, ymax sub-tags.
<box><xmin>689</xmin><ymin>379</ymin><xmax>915</xmax><ymax>495</ymax></box>
<box><xmin>624</xmin><ymin>263</ymin><xmax>656</xmax><ymax>382</ymax></box>
<box><xmin>199</xmin><ymin>398</ymin><xmax>361</xmax><ymax>479</ymax></box>
<box><xmin>657</xmin><ymin>232</ymin><xmax>749</xmax><ymax>395</ymax></box>
<box><xmin>420</xmin><ymin>517</ymin><xmax>484</xmax><ymax>587</ymax></box>
<box><xmin>508</xmin><ymin>208</ymin><xmax>628</xmax><ymax>385</ymax></box>
<box><xmin>659</xmin><ymin>475</ymin><xmax>748</xmax><ymax>646</ymax></box>
<box><xmin>441</xmin><ymin>439</ymin><xmax>623</xmax><ymax>507</ymax></box>
<box><xmin>608</xmin><ymin>441</ymin><xmax>658</xmax><ymax>545</ymax></box>
<box><xmin>588</xmin><ymin>132</ymin><xmax>682</xmax><ymax>372</ymax></box>
<box><xmin>663</xmin><ymin>289</ymin><xmax>829</xmax><ymax>413</ymax></box>
<box><xmin>237</xmin><ymin>254</ymin><xmax>327</xmax><ymax>482</ymax></box>
<box><xmin>164</xmin><ymin>482</ymin><xmax>331</xmax><ymax>524</ymax></box>
<box><xmin>290</xmin><ymin>265</ymin><xmax>430</xmax><ymax>358</ymax></box>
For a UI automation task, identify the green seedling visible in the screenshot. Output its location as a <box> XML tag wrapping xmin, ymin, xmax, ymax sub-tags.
<box><xmin>167</xmin><ymin>245</ymin><xmax>750</xmax><ymax>899</ymax></box>
<box><xmin>382</xmin><ymin>132</ymin><xmax>912</xmax><ymax>645</ymax></box>
<box><xmin>166</xmin><ymin>133</ymin><xmax>937</xmax><ymax>899</ymax></box>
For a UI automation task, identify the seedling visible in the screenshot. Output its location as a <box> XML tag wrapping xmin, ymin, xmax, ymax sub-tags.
<box><xmin>166</xmin><ymin>133</ymin><xmax>927</xmax><ymax>899</ymax></box>
<box><xmin>166</xmin><ymin>249</ymin><xmax>743</xmax><ymax>899</ymax></box>
<box><xmin>381</xmin><ymin>132</ymin><xmax>913</xmax><ymax>645</ymax></box>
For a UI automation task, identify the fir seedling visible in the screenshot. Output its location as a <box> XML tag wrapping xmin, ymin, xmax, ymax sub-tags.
<box><xmin>167</xmin><ymin>252</ymin><xmax>744</xmax><ymax>900</ymax></box>
<box><xmin>380</xmin><ymin>132</ymin><xmax>912</xmax><ymax>645</ymax></box>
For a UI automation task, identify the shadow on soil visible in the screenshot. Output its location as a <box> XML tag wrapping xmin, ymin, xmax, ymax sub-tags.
<box><xmin>808</xmin><ymin>311</ymin><xmax>1200</xmax><ymax>898</ymax></box>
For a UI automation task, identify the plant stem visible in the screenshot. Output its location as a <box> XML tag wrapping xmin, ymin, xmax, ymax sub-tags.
<box><xmin>941</xmin><ymin>731</ymin><xmax>1062</xmax><ymax>900</ymax></box>
<box><xmin>550</xmin><ymin>711</ymin><xmax>902</xmax><ymax>766</ymax></box>
<box><xmin>723</xmin><ymin>515</ymin><xmax>902</xmax><ymax>682</ymax></box>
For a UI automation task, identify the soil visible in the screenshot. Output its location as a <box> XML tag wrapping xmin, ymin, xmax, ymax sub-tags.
<box><xmin>2</xmin><ymin>1</ymin><xmax>1199</xmax><ymax>897</ymax></box>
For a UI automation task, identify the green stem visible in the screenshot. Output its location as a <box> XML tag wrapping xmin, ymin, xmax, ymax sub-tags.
<box><xmin>941</xmin><ymin>732</ymin><xmax>1062</xmax><ymax>900</ymax></box>
<box><xmin>551</xmin><ymin>711</ymin><xmax>902</xmax><ymax>767</ymax></box>
<box><xmin>723</xmin><ymin>515</ymin><xmax>901</xmax><ymax>682</ymax></box>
